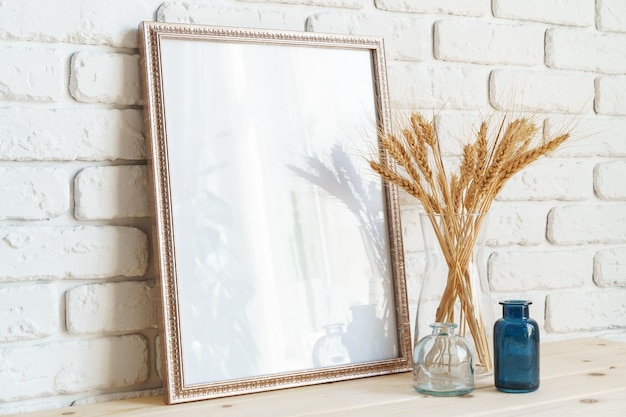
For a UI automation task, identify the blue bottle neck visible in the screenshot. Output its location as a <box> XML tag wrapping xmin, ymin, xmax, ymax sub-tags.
<box><xmin>500</xmin><ymin>300</ymin><xmax>532</xmax><ymax>319</ymax></box>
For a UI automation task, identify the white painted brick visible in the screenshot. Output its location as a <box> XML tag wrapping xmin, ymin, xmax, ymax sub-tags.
<box><xmin>434</xmin><ymin>20</ymin><xmax>543</xmax><ymax>66</ymax></box>
<box><xmin>0</xmin><ymin>335</ymin><xmax>149</xmax><ymax>401</ymax></box>
<box><xmin>493</xmin><ymin>0</ymin><xmax>594</xmax><ymax>27</ymax></box>
<box><xmin>0</xmin><ymin>45</ymin><xmax>63</xmax><ymax>102</ymax></box>
<box><xmin>488</xmin><ymin>249</ymin><xmax>591</xmax><ymax>291</ymax></box>
<box><xmin>70</xmin><ymin>53</ymin><xmax>141</xmax><ymax>106</ymax></box>
<box><xmin>595</xmin><ymin>160</ymin><xmax>626</xmax><ymax>200</ymax></box>
<box><xmin>375</xmin><ymin>0</ymin><xmax>488</xmax><ymax>16</ymax></box>
<box><xmin>307</xmin><ymin>13</ymin><xmax>432</xmax><ymax>61</ymax></box>
<box><xmin>547</xmin><ymin>205</ymin><xmax>626</xmax><ymax>244</ymax></box>
<box><xmin>242</xmin><ymin>0</ymin><xmax>363</xmax><ymax>7</ymax></box>
<box><xmin>546</xmin><ymin>28</ymin><xmax>626</xmax><ymax>74</ymax></box>
<box><xmin>496</xmin><ymin>159</ymin><xmax>592</xmax><ymax>201</ymax></box>
<box><xmin>594</xmin><ymin>248</ymin><xmax>626</xmax><ymax>287</ymax></box>
<box><xmin>595</xmin><ymin>76</ymin><xmax>626</xmax><ymax>115</ymax></box>
<box><xmin>0</xmin><ymin>168</ymin><xmax>68</xmax><ymax>220</ymax></box>
<box><xmin>74</xmin><ymin>165</ymin><xmax>150</xmax><ymax>220</ymax></box>
<box><xmin>0</xmin><ymin>0</ymin><xmax>158</xmax><ymax>48</ymax></box>
<box><xmin>485</xmin><ymin>206</ymin><xmax>546</xmax><ymax>247</ymax></box>
<box><xmin>66</xmin><ymin>281</ymin><xmax>157</xmax><ymax>334</ymax></box>
<box><xmin>156</xmin><ymin>2</ymin><xmax>303</xmax><ymax>30</ymax></box>
<box><xmin>597</xmin><ymin>0</ymin><xmax>626</xmax><ymax>33</ymax></box>
<box><xmin>0</xmin><ymin>284</ymin><xmax>58</xmax><ymax>342</ymax></box>
<box><xmin>546</xmin><ymin>116</ymin><xmax>626</xmax><ymax>157</ymax></box>
<box><xmin>0</xmin><ymin>108</ymin><xmax>145</xmax><ymax>161</ymax></box>
<box><xmin>0</xmin><ymin>226</ymin><xmax>148</xmax><ymax>281</ymax></box>
<box><xmin>489</xmin><ymin>70</ymin><xmax>594</xmax><ymax>113</ymax></box>
<box><xmin>546</xmin><ymin>290</ymin><xmax>626</xmax><ymax>332</ymax></box>
<box><xmin>388</xmin><ymin>63</ymin><xmax>489</xmax><ymax>110</ymax></box>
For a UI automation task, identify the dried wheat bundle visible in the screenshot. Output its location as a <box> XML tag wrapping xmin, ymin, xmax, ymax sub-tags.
<box><xmin>370</xmin><ymin>112</ymin><xmax>571</xmax><ymax>371</ymax></box>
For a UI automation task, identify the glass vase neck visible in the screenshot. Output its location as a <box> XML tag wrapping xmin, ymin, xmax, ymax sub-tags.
<box><xmin>430</xmin><ymin>322</ymin><xmax>457</xmax><ymax>336</ymax></box>
<box><xmin>499</xmin><ymin>300</ymin><xmax>531</xmax><ymax>319</ymax></box>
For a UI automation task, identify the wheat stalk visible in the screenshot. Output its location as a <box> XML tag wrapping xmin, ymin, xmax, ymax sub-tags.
<box><xmin>370</xmin><ymin>112</ymin><xmax>573</xmax><ymax>372</ymax></box>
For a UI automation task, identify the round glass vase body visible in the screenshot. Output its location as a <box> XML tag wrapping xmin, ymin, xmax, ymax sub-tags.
<box><xmin>413</xmin><ymin>323</ymin><xmax>475</xmax><ymax>396</ymax></box>
<box><xmin>493</xmin><ymin>300</ymin><xmax>540</xmax><ymax>393</ymax></box>
<box><xmin>416</xmin><ymin>213</ymin><xmax>495</xmax><ymax>377</ymax></box>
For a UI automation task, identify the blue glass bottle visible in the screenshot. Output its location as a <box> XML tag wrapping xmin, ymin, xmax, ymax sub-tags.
<box><xmin>493</xmin><ymin>300</ymin><xmax>539</xmax><ymax>393</ymax></box>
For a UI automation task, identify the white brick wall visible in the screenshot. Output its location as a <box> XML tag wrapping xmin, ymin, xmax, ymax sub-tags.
<box><xmin>486</xmin><ymin>206</ymin><xmax>547</xmax><ymax>246</ymax></box>
<box><xmin>597</xmin><ymin>0</ymin><xmax>626</xmax><ymax>33</ymax></box>
<box><xmin>74</xmin><ymin>166</ymin><xmax>150</xmax><ymax>220</ymax></box>
<box><xmin>307</xmin><ymin>13</ymin><xmax>432</xmax><ymax>61</ymax></box>
<box><xmin>492</xmin><ymin>0</ymin><xmax>594</xmax><ymax>27</ymax></box>
<box><xmin>546</xmin><ymin>28</ymin><xmax>626</xmax><ymax>74</ymax></box>
<box><xmin>0</xmin><ymin>45</ymin><xmax>64</xmax><ymax>102</ymax></box>
<box><xmin>0</xmin><ymin>108</ymin><xmax>145</xmax><ymax>161</ymax></box>
<box><xmin>489</xmin><ymin>70</ymin><xmax>594</xmax><ymax>113</ymax></box>
<box><xmin>434</xmin><ymin>20</ymin><xmax>544</xmax><ymax>66</ymax></box>
<box><xmin>0</xmin><ymin>285</ymin><xmax>58</xmax><ymax>342</ymax></box>
<box><xmin>388</xmin><ymin>64</ymin><xmax>489</xmax><ymax>109</ymax></box>
<box><xmin>70</xmin><ymin>52</ymin><xmax>142</xmax><ymax>105</ymax></box>
<box><xmin>0</xmin><ymin>168</ymin><xmax>68</xmax><ymax>220</ymax></box>
<box><xmin>546</xmin><ymin>290</ymin><xmax>626</xmax><ymax>332</ymax></box>
<box><xmin>595</xmin><ymin>160</ymin><xmax>626</xmax><ymax>199</ymax></box>
<box><xmin>0</xmin><ymin>335</ymin><xmax>149</xmax><ymax>402</ymax></box>
<box><xmin>0</xmin><ymin>0</ymin><xmax>625</xmax><ymax>412</ymax></box>
<box><xmin>488</xmin><ymin>249</ymin><xmax>592</xmax><ymax>291</ymax></box>
<box><xmin>548</xmin><ymin>205</ymin><xmax>626</xmax><ymax>244</ymax></box>
<box><xmin>546</xmin><ymin>116</ymin><xmax>626</xmax><ymax>157</ymax></box>
<box><xmin>0</xmin><ymin>226</ymin><xmax>148</xmax><ymax>280</ymax></box>
<box><xmin>496</xmin><ymin>159</ymin><xmax>592</xmax><ymax>201</ymax></box>
<box><xmin>594</xmin><ymin>248</ymin><xmax>626</xmax><ymax>287</ymax></box>
<box><xmin>66</xmin><ymin>281</ymin><xmax>157</xmax><ymax>334</ymax></box>
<box><xmin>595</xmin><ymin>76</ymin><xmax>626</xmax><ymax>115</ymax></box>
<box><xmin>156</xmin><ymin>2</ymin><xmax>304</xmax><ymax>29</ymax></box>
<box><xmin>0</xmin><ymin>0</ymin><xmax>158</xmax><ymax>48</ymax></box>
<box><xmin>374</xmin><ymin>0</ymin><xmax>488</xmax><ymax>16</ymax></box>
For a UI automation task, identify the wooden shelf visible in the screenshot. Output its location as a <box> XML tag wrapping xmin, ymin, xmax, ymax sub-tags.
<box><xmin>10</xmin><ymin>338</ymin><xmax>626</xmax><ymax>417</ymax></box>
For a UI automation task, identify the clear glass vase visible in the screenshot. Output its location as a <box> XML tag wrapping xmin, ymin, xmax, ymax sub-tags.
<box><xmin>413</xmin><ymin>322</ymin><xmax>474</xmax><ymax>396</ymax></box>
<box><xmin>416</xmin><ymin>212</ymin><xmax>495</xmax><ymax>377</ymax></box>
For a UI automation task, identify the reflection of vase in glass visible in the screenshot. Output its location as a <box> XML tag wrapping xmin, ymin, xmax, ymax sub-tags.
<box><xmin>312</xmin><ymin>324</ymin><xmax>351</xmax><ymax>367</ymax></box>
<box><xmin>416</xmin><ymin>213</ymin><xmax>495</xmax><ymax>377</ymax></box>
<box><xmin>494</xmin><ymin>300</ymin><xmax>540</xmax><ymax>393</ymax></box>
<box><xmin>413</xmin><ymin>323</ymin><xmax>474</xmax><ymax>396</ymax></box>
<box><xmin>345</xmin><ymin>304</ymin><xmax>386</xmax><ymax>363</ymax></box>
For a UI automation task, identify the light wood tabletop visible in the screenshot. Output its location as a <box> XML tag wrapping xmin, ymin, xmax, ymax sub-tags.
<box><xmin>10</xmin><ymin>338</ymin><xmax>626</xmax><ymax>417</ymax></box>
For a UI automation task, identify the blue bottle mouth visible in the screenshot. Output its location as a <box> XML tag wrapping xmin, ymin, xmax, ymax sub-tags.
<box><xmin>499</xmin><ymin>300</ymin><xmax>532</xmax><ymax>306</ymax></box>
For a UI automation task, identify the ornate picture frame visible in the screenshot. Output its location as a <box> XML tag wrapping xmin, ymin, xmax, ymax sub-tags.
<box><xmin>139</xmin><ymin>21</ymin><xmax>411</xmax><ymax>404</ymax></box>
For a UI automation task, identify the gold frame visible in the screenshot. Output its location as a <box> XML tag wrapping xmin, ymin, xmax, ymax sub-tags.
<box><xmin>139</xmin><ymin>21</ymin><xmax>412</xmax><ymax>404</ymax></box>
